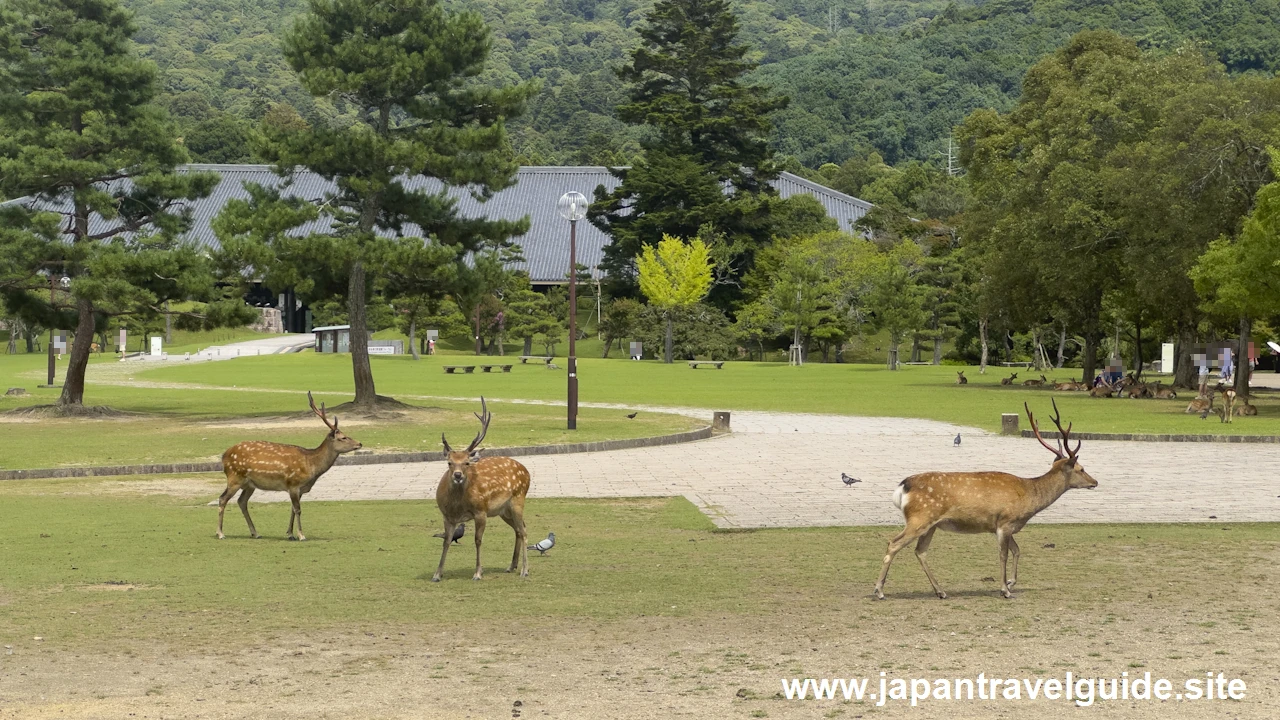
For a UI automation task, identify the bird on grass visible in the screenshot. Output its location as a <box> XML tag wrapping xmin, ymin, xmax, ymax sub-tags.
<box><xmin>1199</xmin><ymin>408</ymin><xmax>1211</xmax><ymax>420</ymax></box>
<box><xmin>626</xmin><ymin>412</ymin><xmax>638</xmax><ymax>419</ymax></box>
<box><xmin>432</xmin><ymin>524</ymin><xmax>466</xmax><ymax>544</ymax></box>
<box><xmin>528</xmin><ymin>532</ymin><xmax>556</xmax><ymax>555</ymax></box>
<box><xmin>841</xmin><ymin>473</ymin><xmax>861</xmax><ymax>486</ymax></box>
<box><xmin>953</xmin><ymin>433</ymin><xmax>962</xmax><ymax>447</ymax></box>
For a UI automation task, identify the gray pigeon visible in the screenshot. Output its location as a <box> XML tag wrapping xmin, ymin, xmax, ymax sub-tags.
<box><xmin>841</xmin><ymin>473</ymin><xmax>861</xmax><ymax>486</ymax></box>
<box><xmin>433</xmin><ymin>524</ymin><xmax>466</xmax><ymax>544</ymax></box>
<box><xmin>953</xmin><ymin>433</ymin><xmax>961</xmax><ymax>447</ymax></box>
<box><xmin>528</xmin><ymin>532</ymin><xmax>556</xmax><ymax>555</ymax></box>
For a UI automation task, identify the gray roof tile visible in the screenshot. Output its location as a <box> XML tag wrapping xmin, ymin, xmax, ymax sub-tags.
<box><xmin>10</xmin><ymin>165</ymin><xmax>870</xmax><ymax>284</ymax></box>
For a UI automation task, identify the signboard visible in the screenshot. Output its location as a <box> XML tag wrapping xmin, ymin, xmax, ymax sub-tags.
<box><xmin>150</xmin><ymin>337</ymin><xmax>163</xmax><ymax>357</ymax></box>
<box><xmin>368</xmin><ymin>346</ymin><xmax>395</xmax><ymax>355</ymax></box>
<box><xmin>1161</xmin><ymin>343</ymin><xmax>1174</xmax><ymax>374</ymax></box>
<box><xmin>426</xmin><ymin>329</ymin><xmax>439</xmax><ymax>342</ymax></box>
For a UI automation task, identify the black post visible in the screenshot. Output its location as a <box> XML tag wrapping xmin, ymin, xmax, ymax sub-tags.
<box><xmin>46</xmin><ymin>274</ymin><xmax>55</xmax><ymax>386</ymax></box>
<box><xmin>568</xmin><ymin>218</ymin><xmax>578</xmax><ymax>430</ymax></box>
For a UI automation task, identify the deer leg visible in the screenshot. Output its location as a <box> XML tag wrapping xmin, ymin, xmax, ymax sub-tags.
<box><xmin>500</xmin><ymin>500</ymin><xmax>528</xmax><ymax>577</ymax></box>
<box><xmin>1006</xmin><ymin>534</ymin><xmax>1020</xmax><ymax>589</ymax></box>
<box><xmin>472</xmin><ymin>515</ymin><xmax>487</xmax><ymax>581</ymax></box>
<box><xmin>997</xmin><ymin>529</ymin><xmax>1014</xmax><ymax>599</ymax></box>
<box><xmin>237</xmin><ymin>485</ymin><xmax>259</xmax><ymax>539</ymax></box>
<box><xmin>873</xmin><ymin>522</ymin><xmax>930</xmax><ymax>600</ymax></box>
<box><xmin>216</xmin><ymin>475</ymin><xmax>241</xmax><ymax>539</ymax></box>
<box><xmin>431</xmin><ymin>522</ymin><xmax>456</xmax><ymax>582</ymax></box>
<box><xmin>913</xmin><ymin>527</ymin><xmax>947</xmax><ymax>599</ymax></box>
<box><xmin>287</xmin><ymin>489</ymin><xmax>305</xmax><ymax>541</ymax></box>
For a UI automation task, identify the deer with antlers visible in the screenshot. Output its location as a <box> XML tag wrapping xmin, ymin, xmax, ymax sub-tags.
<box><xmin>432</xmin><ymin>398</ymin><xmax>531</xmax><ymax>582</ymax></box>
<box><xmin>873</xmin><ymin>399</ymin><xmax>1098</xmax><ymax>600</ymax></box>
<box><xmin>216</xmin><ymin>392</ymin><xmax>361</xmax><ymax>540</ymax></box>
<box><xmin>1001</xmin><ymin>372</ymin><xmax>1018</xmax><ymax>386</ymax></box>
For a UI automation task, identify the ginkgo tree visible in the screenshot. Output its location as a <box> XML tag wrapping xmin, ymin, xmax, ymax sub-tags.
<box><xmin>637</xmin><ymin>235</ymin><xmax>714</xmax><ymax>363</ymax></box>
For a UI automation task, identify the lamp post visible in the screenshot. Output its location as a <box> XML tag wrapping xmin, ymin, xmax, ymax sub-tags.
<box><xmin>46</xmin><ymin>272</ymin><xmax>56</xmax><ymax>386</ymax></box>
<box><xmin>558</xmin><ymin>191</ymin><xmax>588</xmax><ymax>430</ymax></box>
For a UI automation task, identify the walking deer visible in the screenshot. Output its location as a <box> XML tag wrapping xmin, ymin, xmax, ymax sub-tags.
<box><xmin>1217</xmin><ymin>384</ymin><xmax>1238</xmax><ymax>423</ymax></box>
<box><xmin>217</xmin><ymin>392</ymin><xmax>361</xmax><ymax>540</ymax></box>
<box><xmin>1001</xmin><ymin>372</ymin><xmax>1018</xmax><ymax>386</ymax></box>
<box><xmin>956</xmin><ymin>371</ymin><xmax>968</xmax><ymax>385</ymax></box>
<box><xmin>432</xmin><ymin>398</ymin><xmax>531</xmax><ymax>582</ymax></box>
<box><xmin>873</xmin><ymin>399</ymin><xmax>1097</xmax><ymax>600</ymax></box>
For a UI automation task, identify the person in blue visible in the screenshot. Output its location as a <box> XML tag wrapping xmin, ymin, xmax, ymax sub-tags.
<box><xmin>1221</xmin><ymin>346</ymin><xmax>1234</xmax><ymax>384</ymax></box>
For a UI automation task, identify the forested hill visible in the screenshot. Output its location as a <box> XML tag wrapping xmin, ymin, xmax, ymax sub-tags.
<box><xmin>127</xmin><ymin>0</ymin><xmax>1280</xmax><ymax>168</ymax></box>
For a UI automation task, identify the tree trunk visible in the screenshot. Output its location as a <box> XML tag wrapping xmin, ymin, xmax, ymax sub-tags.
<box><xmin>1029</xmin><ymin>328</ymin><xmax>1039</xmax><ymax>371</ymax></box>
<box><xmin>165</xmin><ymin>300</ymin><xmax>172</xmax><ymax>344</ymax></box>
<box><xmin>663</xmin><ymin>314</ymin><xmax>673</xmax><ymax>364</ymax></box>
<box><xmin>25</xmin><ymin>327</ymin><xmax>33</xmax><ymax>353</ymax></box>
<box><xmin>58</xmin><ymin>297</ymin><xmax>96</xmax><ymax>406</ymax></box>
<box><xmin>1081</xmin><ymin>334</ymin><xmax>1099</xmax><ymax>384</ymax></box>
<box><xmin>601</xmin><ymin>335</ymin><xmax>612</xmax><ymax>358</ymax></box>
<box><xmin>887</xmin><ymin>335</ymin><xmax>899</xmax><ymax>370</ymax></box>
<box><xmin>522</xmin><ymin>336</ymin><xmax>533</xmax><ymax>356</ymax></box>
<box><xmin>409</xmin><ymin>318</ymin><xmax>419</xmax><ymax>360</ymax></box>
<box><xmin>1056</xmin><ymin>325</ymin><xmax>1067</xmax><ymax>368</ymax></box>
<box><xmin>1236</xmin><ymin>316</ymin><xmax>1252</xmax><ymax>398</ymax></box>
<box><xmin>932</xmin><ymin>337</ymin><xmax>942</xmax><ymax>365</ymax></box>
<box><xmin>979</xmin><ymin>316</ymin><xmax>988</xmax><ymax>374</ymax></box>
<box><xmin>348</xmin><ymin>261</ymin><xmax>377</xmax><ymax>405</ymax></box>
<box><xmin>1174</xmin><ymin>325</ymin><xmax>1196</xmax><ymax>389</ymax></box>
<box><xmin>910</xmin><ymin>335</ymin><xmax>921</xmax><ymax>363</ymax></box>
<box><xmin>1133</xmin><ymin>314</ymin><xmax>1143</xmax><ymax>379</ymax></box>
<box><xmin>473</xmin><ymin>303</ymin><xmax>483</xmax><ymax>356</ymax></box>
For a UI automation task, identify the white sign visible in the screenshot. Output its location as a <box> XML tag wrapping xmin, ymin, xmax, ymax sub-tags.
<box><xmin>426</xmin><ymin>329</ymin><xmax>439</xmax><ymax>341</ymax></box>
<box><xmin>368</xmin><ymin>346</ymin><xmax>395</xmax><ymax>355</ymax></box>
<box><xmin>1161</xmin><ymin>343</ymin><xmax>1174</xmax><ymax>374</ymax></box>
<box><xmin>150</xmin><ymin>337</ymin><xmax>163</xmax><ymax>357</ymax></box>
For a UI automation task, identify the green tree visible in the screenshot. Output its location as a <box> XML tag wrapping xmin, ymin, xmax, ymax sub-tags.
<box><xmin>238</xmin><ymin>0</ymin><xmax>534</xmax><ymax>407</ymax></box>
<box><xmin>637</xmin><ymin>235</ymin><xmax>714</xmax><ymax>363</ymax></box>
<box><xmin>0</xmin><ymin>0</ymin><xmax>252</xmax><ymax>410</ymax></box>
<box><xmin>589</xmin><ymin>0</ymin><xmax>797</xmax><ymax>307</ymax></box>
<box><xmin>1191</xmin><ymin>149</ymin><xmax>1280</xmax><ymax>397</ymax></box>
<box><xmin>505</xmin><ymin>275</ymin><xmax>560</xmax><ymax>357</ymax></box>
<box><xmin>866</xmin><ymin>243</ymin><xmax>928</xmax><ymax>370</ymax></box>
<box><xmin>599</xmin><ymin>297</ymin><xmax>641</xmax><ymax>358</ymax></box>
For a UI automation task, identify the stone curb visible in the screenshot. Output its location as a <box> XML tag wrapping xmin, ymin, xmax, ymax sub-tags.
<box><xmin>1021</xmin><ymin>429</ymin><xmax>1280</xmax><ymax>443</ymax></box>
<box><xmin>0</xmin><ymin>425</ymin><xmax>715</xmax><ymax>481</ymax></box>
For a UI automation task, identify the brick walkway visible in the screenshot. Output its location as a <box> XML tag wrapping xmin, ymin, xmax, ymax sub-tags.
<box><xmin>259</xmin><ymin>410</ymin><xmax>1280</xmax><ymax>528</ymax></box>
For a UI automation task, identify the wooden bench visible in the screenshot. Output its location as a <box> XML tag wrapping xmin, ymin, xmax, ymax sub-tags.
<box><xmin>442</xmin><ymin>365</ymin><xmax>476</xmax><ymax>374</ymax></box>
<box><xmin>1000</xmin><ymin>361</ymin><xmax>1033</xmax><ymax>368</ymax></box>
<box><xmin>479</xmin><ymin>364</ymin><xmax>513</xmax><ymax>373</ymax></box>
<box><xmin>519</xmin><ymin>356</ymin><xmax>553</xmax><ymax>364</ymax></box>
<box><xmin>688</xmin><ymin>361</ymin><xmax>725</xmax><ymax>370</ymax></box>
<box><xmin>902</xmin><ymin>361</ymin><xmax>931</xmax><ymax>366</ymax></box>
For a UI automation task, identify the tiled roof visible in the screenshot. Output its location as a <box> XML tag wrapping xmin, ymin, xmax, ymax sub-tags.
<box><xmin>10</xmin><ymin>165</ymin><xmax>871</xmax><ymax>284</ymax></box>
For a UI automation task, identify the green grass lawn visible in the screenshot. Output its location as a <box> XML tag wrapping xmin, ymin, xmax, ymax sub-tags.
<box><xmin>131</xmin><ymin>351</ymin><xmax>1280</xmax><ymax>435</ymax></box>
<box><xmin>0</xmin><ymin>354</ymin><xmax>700</xmax><ymax>470</ymax></box>
<box><xmin>1</xmin><ymin>480</ymin><xmax>1276</xmax><ymax>652</ymax></box>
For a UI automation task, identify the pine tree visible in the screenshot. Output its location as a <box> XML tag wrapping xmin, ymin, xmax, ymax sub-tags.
<box><xmin>0</xmin><ymin>0</ymin><xmax>253</xmax><ymax>410</ymax></box>
<box><xmin>589</xmin><ymin>0</ymin><xmax>794</xmax><ymax>304</ymax></box>
<box><xmin>230</xmin><ymin>0</ymin><xmax>535</xmax><ymax>406</ymax></box>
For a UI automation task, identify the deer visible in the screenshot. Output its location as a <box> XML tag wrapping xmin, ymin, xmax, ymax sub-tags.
<box><xmin>956</xmin><ymin>371</ymin><xmax>968</xmax><ymax>385</ymax></box>
<box><xmin>1216</xmin><ymin>383</ymin><xmax>1238</xmax><ymax>423</ymax></box>
<box><xmin>1235</xmin><ymin>397</ymin><xmax>1258</xmax><ymax>416</ymax></box>
<box><xmin>1185</xmin><ymin>390</ymin><xmax>1214</xmax><ymax>415</ymax></box>
<box><xmin>1151</xmin><ymin>383</ymin><xmax>1178</xmax><ymax>400</ymax></box>
<box><xmin>1023</xmin><ymin>374</ymin><xmax>1048</xmax><ymax>387</ymax></box>
<box><xmin>1001</xmin><ymin>372</ymin><xmax>1018</xmax><ymax>386</ymax></box>
<box><xmin>217</xmin><ymin>392</ymin><xmax>361</xmax><ymax>540</ymax></box>
<box><xmin>432</xmin><ymin>397</ymin><xmax>531</xmax><ymax>582</ymax></box>
<box><xmin>873</xmin><ymin>398</ymin><xmax>1098</xmax><ymax>600</ymax></box>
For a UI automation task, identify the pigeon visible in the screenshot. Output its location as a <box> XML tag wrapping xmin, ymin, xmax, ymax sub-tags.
<box><xmin>433</xmin><ymin>524</ymin><xmax>466</xmax><ymax>544</ymax></box>
<box><xmin>1199</xmin><ymin>408</ymin><xmax>1210</xmax><ymax>419</ymax></box>
<box><xmin>528</xmin><ymin>532</ymin><xmax>556</xmax><ymax>555</ymax></box>
<box><xmin>953</xmin><ymin>433</ymin><xmax>961</xmax><ymax>447</ymax></box>
<box><xmin>841</xmin><ymin>473</ymin><xmax>861</xmax><ymax>486</ymax></box>
<box><xmin>626</xmin><ymin>412</ymin><xmax>638</xmax><ymax>419</ymax></box>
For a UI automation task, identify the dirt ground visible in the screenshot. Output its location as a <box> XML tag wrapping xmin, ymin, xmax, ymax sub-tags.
<box><xmin>2</xmin><ymin>608</ymin><xmax>1276</xmax><ymax>720</ymax></box>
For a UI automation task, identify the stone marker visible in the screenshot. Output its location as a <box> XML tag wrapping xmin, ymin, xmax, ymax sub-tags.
<box><xmin>713</xmin><ymin>411</ymin><xmax>731</xmax><ymax>432</ymax></box>
<box><xmin>1001</xmin><ymin>413</ymin><xmax>1019</xmax><ymax>435</ymax></box>
<box><xmin>6</xmin><ymin>387</ymin><xmax>28</xmax><ymax>396</ymax></box>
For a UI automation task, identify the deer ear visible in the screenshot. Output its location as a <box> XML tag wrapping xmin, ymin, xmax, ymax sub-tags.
<box><xmin>1066</xmin><ymin>455</ymin><xmax>1079</xmax><ymax>467</ymax></box>
<box><xmin>469</xmin><ymin>449</ymin><xmax>482</xmax><ymax>462</ymax></box>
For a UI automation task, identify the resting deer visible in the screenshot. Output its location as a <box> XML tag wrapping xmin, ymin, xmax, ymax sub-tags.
<box><xmin>1186</xmin><ymin>391</ymin><xmax>1215</xmax><ymax>415</ymax></box>
<box><xmin>1235</xmin><ymin>397</ymin><xmax>1258</xmax><ymax>416</ymax></box>
<box><xmin>1151</xmin><ymin>383</ymin><xmax>1178</xmax><ymax>400</ymax></box>
<box><xmin>432</xmin><ymin>397</ymin><xmax>531</xmax><ymax>582</ymax></box>
<box><xmin>1001</xmin><ymin>372</ymin><xmax>1018</xmax><ymax>386</ymax></box>
<box><xmin>956</xmin><ymin>371</ymin><xmax>968</xmax><ymax>385</ymax></box>
<box><xmin>873</xmin><ymin>399</ymin><xmax>1097</xmax><ymax>600</ymax></box>
<box><xmin>1089</xmin><ymin>380</ymin><xmax>1115</xmax><ymax>398</ymax></box>
<box><xmin>217</xmin><ymin>392</ymin><xmax>361</xmax><ymax>540</ymax></box>
<box><xmin>1023</xmin><ymin>374</ymin><xmax>1048</xmax><ymax>387</ymax></box>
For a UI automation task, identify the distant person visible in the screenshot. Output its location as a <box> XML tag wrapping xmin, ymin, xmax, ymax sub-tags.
<box><xmin>1198</xmin><ymin>355</ymin><xmax>1209</xmax><ymax>395</ymax></box>
<box><xmin>1221</xmin><ymin>347</ymin><xmax>1233</xmax><ymax>383</ymax></box>
<box><xmin>428</xmin><ymin>339</ymin><xmax>435</xmax><ymax>355</ymax></box>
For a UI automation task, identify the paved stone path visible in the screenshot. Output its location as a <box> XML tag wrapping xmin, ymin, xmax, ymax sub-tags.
<box><xmin>255</xmin><ymin>409</ymin><xmax>1280</xmax><ymax>528</ymax></box>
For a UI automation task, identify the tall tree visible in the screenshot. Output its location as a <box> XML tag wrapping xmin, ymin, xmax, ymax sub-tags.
<box><xmin>505</xmin><ymin>274</ymin><xmax>559</xmax><ymax>357</ymax></box>
<box><xmin>637</xmin><ymin>235</ymin><xmax>714</xmax><ymax>363</ymax></box>
<box><xmin>589</xmin><ymin>0</ymin><xmax>795</xmax><ymax>306</ymax></box>
<box><xmin>0</xmin><ymin>0</ymin><xmax>252</xmax><ymax>410</ymax></box>
<box><xmin>240</xmin><ymin>0</ymin><xmax>534</xmax><ymax>406</ymax></box>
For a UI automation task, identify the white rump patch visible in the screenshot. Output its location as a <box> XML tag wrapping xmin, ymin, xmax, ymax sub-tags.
<box><xmin>892</xmin><ymin>485</ymin><xmax>908</xmax><ymax>512</ymax></box>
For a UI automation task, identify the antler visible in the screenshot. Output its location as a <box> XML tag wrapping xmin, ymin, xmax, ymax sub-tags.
<box><xmin>1024</xmin><ymin>398</ymin><xmax>1080</xmax><ymax>460</ymax></box>
<box><xmin>308</xmin><ymin>391</ymin><xmax>338</xmax><ymax>433</ymax></box>
<box><xmin>466</xmin><ymin>397</ymin><xmax>491</xmax><ymax>453</ymax></box>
